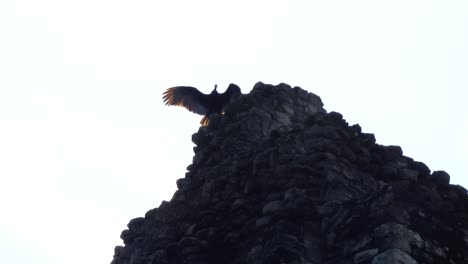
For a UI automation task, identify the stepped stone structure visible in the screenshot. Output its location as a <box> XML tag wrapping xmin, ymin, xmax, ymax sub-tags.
<box><xmin>111</xmin><ymin>82</ymin><xmax>468</xmax><ymax>264</ymax></box>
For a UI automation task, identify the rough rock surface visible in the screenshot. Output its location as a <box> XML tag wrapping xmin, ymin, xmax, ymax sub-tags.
<box><xmin>111</xmin><ymin>82</ymin><xmax>468</xmax><ymax>264</ymax></box>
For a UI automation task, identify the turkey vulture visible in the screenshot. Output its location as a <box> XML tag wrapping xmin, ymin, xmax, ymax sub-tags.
<box><xmin>162</xmin><ymin>84</ymin><xmax>241</xmax><ymax>125</ymax></box>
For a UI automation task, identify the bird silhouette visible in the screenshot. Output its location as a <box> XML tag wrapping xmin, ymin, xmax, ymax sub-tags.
<box><xmin>162</xmin><ymin>84</ymin><xmax>241</xmax><ymax>125</ymax></box>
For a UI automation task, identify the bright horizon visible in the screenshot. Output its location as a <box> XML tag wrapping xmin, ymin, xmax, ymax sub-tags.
<box><xmin>0</xmin><ymin>1</ymin><xmax>467</xmax><ymax>264</ymax></box>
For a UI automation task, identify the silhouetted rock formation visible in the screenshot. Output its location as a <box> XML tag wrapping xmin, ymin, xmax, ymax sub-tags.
<box><xmin>111</xmin><ymin>82</ymin><xmax>468</xmax><ymax>264</ymax></box>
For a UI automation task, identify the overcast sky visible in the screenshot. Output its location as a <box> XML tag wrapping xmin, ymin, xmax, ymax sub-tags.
<box><xmin>0</xmin><ymin>1</ymin><xmax>467</xmax><ymax>264</ymax></box>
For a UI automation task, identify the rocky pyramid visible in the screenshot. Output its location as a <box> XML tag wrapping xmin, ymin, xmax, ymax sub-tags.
<box><xmin>111</xmin><ymin>82</ymin><xmax>468</xmax><ymax>264</ymax></box>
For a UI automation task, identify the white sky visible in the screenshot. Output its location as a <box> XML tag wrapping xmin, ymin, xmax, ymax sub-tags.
<box><xmin>0</xmin><ymin>1</ymin><xmax>467</xmax><ymax>264</ymax></box>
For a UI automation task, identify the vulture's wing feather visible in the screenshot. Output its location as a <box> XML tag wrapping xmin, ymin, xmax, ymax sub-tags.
<box><xmin>162</xmin><ymin>86</ymin><xmax>210</xmax><ymax>115</ymax></box>
<box><xmin>220</xmin><ymin>84</ymin><xmax>242</xmax><ymax>109</ymax></box>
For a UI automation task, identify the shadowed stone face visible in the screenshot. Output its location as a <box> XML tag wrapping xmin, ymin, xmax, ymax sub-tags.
<box><xmin>371</xmin><ymin>248</ymin><xmax>417</xmax><ymax>264</ymax></box>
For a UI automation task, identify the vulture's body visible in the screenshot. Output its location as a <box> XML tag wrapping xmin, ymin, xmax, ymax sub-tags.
<box><xmin>162</xmin><ymin>84</ymin><xmax>241</xmax><ymax>125</ymax></box>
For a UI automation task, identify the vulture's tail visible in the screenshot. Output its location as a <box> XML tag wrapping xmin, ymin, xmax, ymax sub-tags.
<box><xmin>200</xmin><ymin>115</ymin><xmax>209</xmax><ymax>126</ymax></box>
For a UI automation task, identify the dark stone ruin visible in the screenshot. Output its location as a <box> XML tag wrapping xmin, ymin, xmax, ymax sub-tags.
<box><xmin>111</xmin><ymin>82</ymin><xmax>468</xmax><ymax>264</ymax></box>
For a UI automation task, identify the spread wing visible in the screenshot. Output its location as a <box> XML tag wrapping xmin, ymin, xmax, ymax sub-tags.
<box><xmin>222</xmin><ymin>84</ymin><xmax>242</xmax><ymax>103</ymax></box>
<box><xmin>162</xmin><ymin>86</ymin><xmax>210</xmax><ymax>115</ymax></box>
